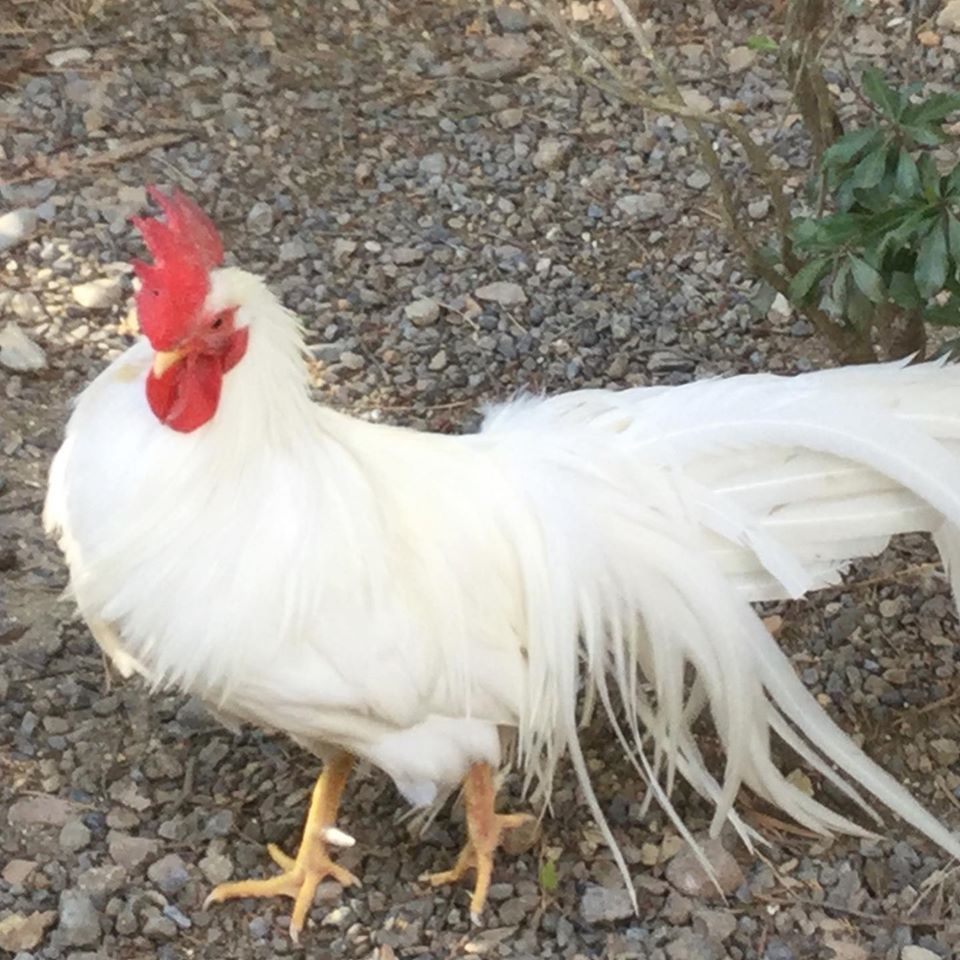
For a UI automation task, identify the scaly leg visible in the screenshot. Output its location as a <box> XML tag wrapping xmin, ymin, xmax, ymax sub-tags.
<box><xmin>423</xmin><ymin>762</ymin><xmax>535</xmax><ymax>923</ymax></box>
<box><xmin>204</xmin><ymin>751</ymin><xmax>357</xmax><ymax>942</ymax></box>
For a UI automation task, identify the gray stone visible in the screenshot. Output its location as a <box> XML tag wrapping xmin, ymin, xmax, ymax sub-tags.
<box><xmin>1</xmin><ymin>179</ymin><xmax>55</xmax><ymax>206</ymax></box>
<box><xmin>0</xmin><ymin>323</ymin><xmax>47</xmax><ymax>372</ymax></box>
<box><xmin>245</xmin><ymin>201</ymin><xmax>274</xmax><ymax>235</ymax></box>
<box><xmin>142</xmin><ymin>912</ymin><xmax>178</xmax><ymax>941</ymax></box>
<box><xmin>879</xmin><ymin>598</ymin><xmax>900</xmax><ymax>618</ymax></box>
<box><xmin>686</xmin><ymin>170</ymin><xmax>711</xmax><ymax>191</ymax></box>
<box><xmin>533</xmin><ymin>138</ymin><xmax>567</xmax><ymax>171</ymax></box>
<box><xmin>466</xmin><ymin>58</ymin><xmax>524</xmax><ymax>82</ymax></box>
<box><xmin>616</xmin><ymin>192</ymin><xmax>666</xmax><ymax>220</ymax></box>
<box><xmin>694</xmin><ymin>907</ymin><xmax>737</xmax><ymax>942</ymax></box>
<box><xmin>7</xmin><ymin>793</ymin><xmax>73</xmax><ymax>826</ymax></box>
<box><xmin>662</xmin><ymin>890</ymin><xmax>693</xmax><ymax>924</ymax></box>
<box><xmin>340</xmin><ymin>351</ymin><xmax>364</xmax><ymax>370</ymax></box>
<box><xmin>0</xmin><ymin>910</ymin><xmax>57</xmax><ymax>952</ymax></box>
<box><xmin>497</xmin><ymin>897</ymin><xmax>529</xmax><ymax>925</ymax></box>
<box><xmin>726</xmin><ymin>46</ymin><xmax>757</xmax><ymax>72</ymax></box>
<box><xmin>579</xmin><ymin>884</ymin><xmax>634</xmax><ymax>923</ymax></box>
<box><xmin>5</xmin><ymin>291</ymin><xmax>43</xmax><ymax>322</ymax></box>
<box><xmin>58</xmin><ymin>818</ymin><xmax>92</xmax><ymax>853</ymax></box>
<box><xmin>666</xmin><ymin>931</ymin><xmax>724</xmax><ymax>960</ymax></box>
<box><xmin>73</xmin><ymin>277</ymin><xmax>123</xmax><ymax>310</ymax></box>
<box><xmin>496</xmin><ymin>107</ymin><xmax>524</xmax><ymax>129</ymax></box>
<box><xmin>115</xmin><ymin>906</ymin><xmax>137</xmax><ymax>936</ymax></box>
<box><xmin>278</xmin><ymin>237</ymin><xmax>307</xmax><ymax>262</ymax></box>
<box><xmin>56</xmin><ymin>890</ymin><xmax>101</xmax><ymax>947</ymax></box>
<box><xmin>665</xmin><ymin>838</ymin><xmax>745</xmax><ymax>897</ymax></box>
<box><xmin>495</xmin><ymin>4</ymin><xmax>531</xmax><ymax>31</ymax></box>
<box><xmin>681</xmin><ymin>88</ymin><xmax>714</xmax><ymax>113</ymax></box>
<box><xmin>147</xmin><ymin>853</ymin><xmax>190</xmax><ymax>895</ymax></box>
<box><xmin>199</xmin><ymin>850</ymin><xmax>233</xmax><ymax>885</ymax></box>
<box><xmin>392</xmin><ymin>245</ymin><xmax>424</xmax><ymax>264</ymax></box>
<box><xmin>938</xmin><ymin>0</ymin><xmax>960</xmax><ymax>32</ymax></box>
<box><xmin>475</xmin><ymin>281</ymin><xmax>526</xmax><ymax>306</ymax></box>
<box><xmin>0</xmin><ymin>208</ymin><xmax>37</xmax><ymax>252</ymax></box>
<box><xmin>418</xmin><ymin>152</ymin><xmax>447</xmax><ymax>176</ymax></box>
<box><xmin>108</xmin><ymin>832</ymin><xmax>159</xmax><ymax>870</ymax></box>
<box><xmin>405</xmin><ymin>298</ymin><xmax>441</xmax><ymax>326</ymax></box>
<box><xmin>333</xmin><ymin>238</ymin><xmax>357</xmax><ymax>263</ymax></box>
<box><xmin>163</xmin><ymin>904</ymin><xmax>192</xmax><ymax>929</ymax></box>
<box><xmin>930</xmin><ymin>737</ymin><xmax>960</xmax><ymax>765</ymax></box>
<box><xmin>76</xmin><ymin>865</ymin><xmax>127</xmax><ymax>905</ymax></box>
<box><xmin>649</xmin><ymin>350</ymin><xmax>695</xmax><ymax>373</ymax></box>
<box><xmin>748</xmin><ymin>198</ymin><xmax>770</xmax><ymax>220</ymax></box>
<box><xmin>46</xmin><ymin>47</ymin><xmax>92</xmax><ymax>67</ymax></box>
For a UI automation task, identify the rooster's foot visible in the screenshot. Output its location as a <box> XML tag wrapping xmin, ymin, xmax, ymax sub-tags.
<box><xmin>203</xmin><ymin>752</ymin><xmax>356</xmax><ymax>942</ymax></box>
<box><xmin>422</xmin><ymin>762</ymin><xmax>535</xmax><ymax>923</ymax></box>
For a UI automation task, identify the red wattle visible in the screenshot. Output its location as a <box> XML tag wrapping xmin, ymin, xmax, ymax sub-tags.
<box><xmin>146</xmin><ymin>353</ymin><xmax>222</xmax><ymax>433</ymax></box>
<box><xmin>144</xmin><ymin>326</ymin><xmax>249</xmax><ymax>433</ymax></box>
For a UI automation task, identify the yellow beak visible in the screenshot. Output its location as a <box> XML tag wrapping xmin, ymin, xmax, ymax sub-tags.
<box><xmin>152</xmin><ymin>349</ymin><xmax>186</xmax><ymax>377</ymax></box>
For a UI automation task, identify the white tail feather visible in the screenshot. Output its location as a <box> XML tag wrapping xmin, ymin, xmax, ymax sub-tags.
<box><xmin>484</xmin><ymin>360</ymin><xmax>960</xmax><ymax>894</ymax></box>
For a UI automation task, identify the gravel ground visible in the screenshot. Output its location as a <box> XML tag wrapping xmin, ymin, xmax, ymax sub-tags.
<box><xmin>3</xmin><ymin>1</ymin><xmax>960</xmax><ymax>957</ymax></box>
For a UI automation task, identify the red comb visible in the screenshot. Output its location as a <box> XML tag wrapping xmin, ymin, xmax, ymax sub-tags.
<box><xmin>131</xmin><ymin>187</ymin><xmax>224</xmax><ymax>350</ymax></box>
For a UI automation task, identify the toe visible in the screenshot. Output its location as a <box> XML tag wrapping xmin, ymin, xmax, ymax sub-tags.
<box><xmin>499</xmin><ymin>813</ymin><xmax>536</xmax><ymax>829</ymax></box>
<box><xmin>289</xmin><ymin>872</ymin><xmax>321</xmax><ymax>942</ymax></box>
<box><xmin>422</xmin><ymin>868</ymin><xmax>463</xmax><ymax>887</ymax></box>
<box><xmin>267</xmin><ymin>843</ymin><xmax>297</xmax><ymax>871</ymax></box>
<box><xmin>204</xmin><ymin>872</ymin><xmax>300</xmax><ymax>908</ymax></box>
<box><xmin>326</xmin><ymin>862</ymin><xmax>360</xmax><ymax>887</ymax></box>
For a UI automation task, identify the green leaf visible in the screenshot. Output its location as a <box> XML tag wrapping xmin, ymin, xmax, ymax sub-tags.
<box><xmin>746</xmin><ymin>34</ymin><xmax>779</xmax><ymax>52</ymax></box>
<box><xmin>819</xmin><ymin>212</ymin><xmax>869</xmax><ymax>247</ymax></box>
<box><xmin>789</xmin><ymin>258</ymin><xmax>831</xmax><ymax>304</ymax></box>
<box><xmin>849</xmin><ymin>256</ymin><xmax>885</xmax><ymax>302</ymax></box>
<box><xmin>907</xmin><ymin>124</ymin><xmax>946</xmax><ymax>148</ymax></box>
<box><xmin>915</xmin><ymin>222</ymin><xmax>949</xmax><ymax>298</ymax></box>
<box><xmin>924</xmin><ymin>296</ymin><xmax>960</xmax><ymax>326</ymax></box>
<box><xmin>919</xmin><ymin>153</ymin><xmax>943</xmax><ymax>197</ymax></box>
<box><xmin>846</xmin><ymin>287</ymin><xmax>874</xmax><ymax>329</ymax></box>
<box><xmin>901</xmin><ymin>93</ymin><xmax>960</xmax><ymax>126</ymax></box>
<box><xmin>539</xmin><ymin>860</ymin><xmax>558</xmax><ymax>893</ymax></box>
<box><xmin>948</xmin><ymin>214</ymin><xmax>960</xmax><ymax>260</ymax></box>
<box><xmin>789</xmin><ymin>217</ymin><xmax>820</xmax><ymax>248</ymax></box>
<box><xmin>753</xmin><ymin>242</ymin><xmax>781</xmax><ymax>268</ymax></box>
<box><xmin>946</xmin><ymin>165</ymin><xmax>960</xmax><ymax>197</ymax></box>
<box><xmin>877</xmin><ymin>206</ymin><xmax>938</xmax><ymax>254</ymax></box>
<box><xmin>832</xmin><ymin>260</ymin><xmax>852</xmax><ymax>309</ymax></box>
<box><xmin>861</xmin><ymin>204</ymin><xmax>918</xmax><ymax>244</ymax></box>
<box><xmin>862</xmin><ymin>67</ymin><xmax>901</xmax><ymax>118</ymax></box>
<box><xmin>888</xmin><ymin>271</ymin><xmax>922</xmax><ymax>308</ymax></box>
<box><xmin>894</xmin><ymin>151</ymin><xmax>921</xmax><ymax>197</ymax></box>
<box><xmin>821</xmin><ymin>128</ymin><xmax>880</xmax><ymax>169</ymax></box>
<box><xmin>749</xmin><ymin>281</ymin><xmax>778</xmax><ymax>318</ymax></box>
<box><xmin>855</xmin><ymin>182</ymin><xmax>896</xmax><ymax>214</ymax></box>
<box><xmin>852</xmin><ymin>146</ymin><xmax>888</xmax><ymax>190</ymax></box>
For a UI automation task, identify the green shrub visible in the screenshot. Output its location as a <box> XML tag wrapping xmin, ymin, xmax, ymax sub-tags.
<box><xmin>785</xmin><ymin>69</ymin><xmax>960</xmax><ymax>359</ymax></box>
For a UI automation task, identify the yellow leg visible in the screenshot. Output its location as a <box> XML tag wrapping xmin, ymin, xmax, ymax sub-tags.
<box><xmin>423</xmin><ymin>762</ymin><xmax>535</xmax><ymax>923</ymax></box>
<box><xmin>204</xmin><ymin>752</ymin><xmax>357</xmax><ymax>942</ymax></box>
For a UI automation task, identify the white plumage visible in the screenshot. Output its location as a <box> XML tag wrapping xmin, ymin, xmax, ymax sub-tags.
<box><xmin>46</xmin><ymin>253</ymin><xmax>960</xmax><ymax>909</ymax></box>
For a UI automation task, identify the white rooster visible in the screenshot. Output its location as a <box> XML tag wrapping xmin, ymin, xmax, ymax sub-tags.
<box><xmin>45</xmin><ymin>188</ymin><xmax>960</xmax><ymax>940</ymax></box>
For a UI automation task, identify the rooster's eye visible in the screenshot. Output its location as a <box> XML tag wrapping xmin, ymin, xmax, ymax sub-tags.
<box><xmin>211</xmin><ymin>315</ymin><xmax>224</xmax><ymax>330</ymax></box>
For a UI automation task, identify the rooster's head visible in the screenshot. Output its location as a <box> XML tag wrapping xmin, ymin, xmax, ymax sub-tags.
<box><xmin>131</xmin><ymin>187</ymin><xmax>250</xmax><ymax>433</ymax></box>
